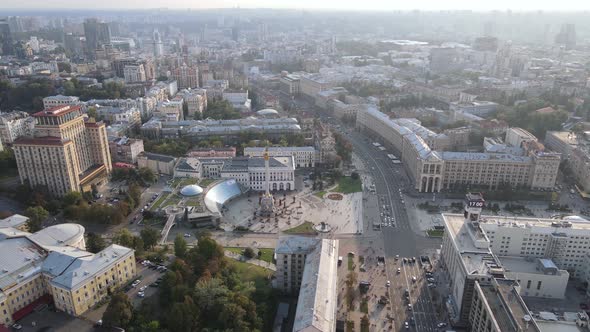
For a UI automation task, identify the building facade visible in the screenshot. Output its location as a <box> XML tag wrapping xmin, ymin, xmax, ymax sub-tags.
<box><xmin>244</xmin><ymin>146</ymin><xmax>316</xmax><ymax>168</ymax></box>
<box><xmin>13</xmin><ymin>106</ymin><xmax>112</xmax><ymax>197</ymax></box>
<box><xmin>0</xmin><ymin>111</ymin><xmax>35</xmax><ymax>144</ymax></box>
<box><xmin>42</xmin><ymin>95</ymin><xmax>80</xmax><ymax>110</ymax></box>
<box><xmin>109</xmin><ymin>136</ymin><xmax>145</xmax><ymax>164</ymax></box>
<box><xmin>357</xmin><ymin>106</ymin><xmax>560</xmax><ymax>192</ymax></box>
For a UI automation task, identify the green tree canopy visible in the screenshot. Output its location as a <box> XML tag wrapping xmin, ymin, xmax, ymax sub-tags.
<box><xmin>25</xmin><ymin>206</ymin><xmax>48</xmax><ymax>232</ymax></box>
<box><xmin>103</xmin><ymin>292</ymin><xmax>134</xmax><ymax>328</ymax></box>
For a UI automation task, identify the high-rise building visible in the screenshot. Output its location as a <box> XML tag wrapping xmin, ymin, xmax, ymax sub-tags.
<box><xmin>555</xmin><ymin>23</ymin><xmax>576</xmax><ymax>50</ymax></box>
<box><xmin>0</xmin><ymin>18</ymin><xmax>13</xmax><ymax>55</ymax></box>
<box><xmin>153</xmin><ymin>29</ymin><xmax>163</xmax><ymax>57</ymax></box>
<box><xmin>13</xmin><ymin>105</ymin><xmax>112</xmax><ymax>197</ymax></box>
<box><xmin>171</xmin><ymin>64</ymin><xmax>199</xmax><ymax>89</ymax></box>
<box><xmin>83</xmin><ymin>18</ymin><xmax>111</xmax><ymax>59</ymax></box>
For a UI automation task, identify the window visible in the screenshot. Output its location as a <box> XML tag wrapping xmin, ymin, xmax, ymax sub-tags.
<box><xmin>526</xmin><ymin>280</ymin><xmax>531</xmax><ymax>289</ymax></box>
<box><xmin>537</xmin><ymin>281</ymin><xmax>542</xmax><ymax>290</ymax></box>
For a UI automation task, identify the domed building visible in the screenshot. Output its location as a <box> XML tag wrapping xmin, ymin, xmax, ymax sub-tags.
<box><xmin>180</xmin><ymin>184</ymin><xmax>204</xmax><ymax>197</ymax></box>
<box><xmin>256</xmin><ymin>108</ymin><xmax>279</xmax><ymax>118</ymax></box>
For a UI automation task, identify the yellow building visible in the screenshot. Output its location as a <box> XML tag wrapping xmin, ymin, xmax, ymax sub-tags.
<box><xmin>0</xmin><ymin>224</ymin><xmax>135</xmax><ymax>326</ymax></box>
<box><xmin>13</xmin><ymin>105</ymin><xmax>112</xmax><ymax>197</ymax></box>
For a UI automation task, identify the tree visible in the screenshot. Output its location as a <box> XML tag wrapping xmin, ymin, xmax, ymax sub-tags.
<box><xmin>87</xmin><ymin>106</ymin><xmax>98</xmax><ymax>120</ymax></box>
<box><xmin>113</xmin><ymin>229</ymin><xmax>135</xmax><ymax>247</ymax></box>
<box><xmin>62</xmin><ymin>191</ymin><xmax>83</xmax><ymax>207</ymax></box>
<box><xmin>141</xmin><ymin>227</ymin><xmax>160</xmax><ymax>250</ymax></box>
<box><xmin>174</xmin><ymin>234</ymin><xmax>188</xmax><ymax>258</ymax></box>
<box><xmin>103</xmin><ymin>292</ymin><xmax>134</xmax><ymax>328</ymax></box>
<box><xmin>25</xmin><ymin>206</ymin><xmax>48</xmax><ymax>232</ymax></box>
<box><xmin>243</xmin><ymin>247</ymin><xmax>255</xmax><ymax>259</ymax></box>
<box><xmin>139</xmin><ymin>167</ymin><xmax>156</xmax><ymax>183</ymax></box>
<box><xmin>86</xmin><ymin>232</ymin><xmax>106</xmax><ymax>253</ymax></box>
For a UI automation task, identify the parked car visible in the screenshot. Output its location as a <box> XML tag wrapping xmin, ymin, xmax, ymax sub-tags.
<box><xmin>437</xmin><ymin>322</ymin><xmax>448</xmax><ymax>328</ymax></box>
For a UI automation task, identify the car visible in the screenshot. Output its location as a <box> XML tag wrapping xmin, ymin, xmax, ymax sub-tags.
<box><xmin>140</xmin><ymin>208</ymin><xmax>144</xmax><ymax>213</ymax></box>
<box><xmin>11</xmin><ymin>324</ymin><xmax>22</xmax><ymax>330</ymax></box>
<box><xmin>404</xmin><ymin>322</ymin><xmax>410</xmax><ymax>329</ymax></box>
<box><xmin>397</xmin><ymin>268</ymin><xmax>401</xmax><ymax>274</ymax></box>
<box><xmin>139</xmin><ymin>286</ymin><xmax>147</xmax><ymax>291</ymax></box>
<box><xmin>437</xmin><ymin>322</ymin><xmax>448</xmax><ymax>328</ymax></box>
<box><xmin>427</xmin><ymin>278</ymin><xmax>436</xmax><ymax>283</ymax></box>
<box><xmin>407</xmin><ymin>304</ymin><xmax>412</xmax><ymax>311</ymax></box>
<box><xmin>386</xmin><ymin>280</ymin><xmax>391</xmax><ymax>287</ymax></box>
<box><xmin>404</xmin><ymin>288</ymin><xmax>409</xmax><ymax>295</ymax></box>
<box><xmin>137</xmin><ymin>292</ymin><xmax>145</xmax><ymax>298</ymax></box>
<box><xmin>95</xmin><ymin>320</ymin><xmax>103</xmax><ymax>327</ymax></box>
<box><xmin>184</xmin><ymin>233</ymin><xmax>191</xmax><ymax>237</ymax></box>
<box><xmin>402</xmin><ymin>257</ymin><xmax>407</xmax><ymax>263</ymax></box>
<box><xmin>411</xmin><ymin>276</ymin><xmax>417</xmax><ymax>282</ymax></box>
<box><xmin>411</xmin><ymin>257</ymin><xmax>416</xmax><ymax>263</ymax></box>
<box><xmin>428</xmin><ymin>283</ymin><xmax>437</xmax><ymax>288</ymax></box>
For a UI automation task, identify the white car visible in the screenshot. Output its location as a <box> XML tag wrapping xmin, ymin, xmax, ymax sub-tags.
<box><xmin>397</xmin><ymin>268</ymin><xmax>401</xmax><ymax>274</ymax></box>
<box><xmin>139</xmin><ymin>286</ymin><xmax>147</xmax><ymax>291</ymax></box>
<box><xmin>137</xmin><ymin>292</ymin><xmax>145</xmax><ymax>298</ymax></box>
<box><xmin>184</xmin><ymin>233</ymin><xmax>191</xmax><ymax>237</ymax></box>
<box><xmin>386</xmin><ymin>280</ymin><xmax>391</xmax><ymax>287</ymax></box>
<box><xmin>437</xmin><ymin>322</ymin><xmax>448</xmax><ymax>328</ymax></box>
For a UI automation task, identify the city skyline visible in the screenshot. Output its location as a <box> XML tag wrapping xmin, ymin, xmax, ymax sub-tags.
<box><xmin>2</xmin><ymin>0</ymin><xmax>590</xmax><ymax>11</ymax></box>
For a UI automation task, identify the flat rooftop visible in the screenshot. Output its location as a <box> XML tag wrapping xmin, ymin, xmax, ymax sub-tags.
<box><xmin>477</xmin><ymin>214</ymin><xmax>590</xmax><ymax>232</ymax></box>
<box><xmin>442</xmin><ymin>214</ymin><xmax>498</xmax><ymax>275</ymax></box>
<box><xmin>480</xmin><ymin>279</ymin><xmax>539</xmax><ymax>332</ymax></box>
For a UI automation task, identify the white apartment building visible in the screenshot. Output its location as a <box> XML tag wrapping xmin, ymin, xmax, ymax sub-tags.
<box><xmin>275</xmin><ymin>236</ymin><xmax>338</xmax><ymax>332</ymax></box>
<box><xmin>123</xmin><ymin>64</ymin><xmax>146</xmax><ymax>83</ymax></box>
<box><xmin>244</xmin><ymin>146</ymin><xmax>316</xmax><ymax>168</ymax></box>
<box><xmin>42</xmin><ymin>95</ymin><xmax>80</xmax><ymax>110</ymax></box>
<box><xmin>153</xmin><ymin>100</ymin><xmax>183</xmax><ymax>122</ymax></box>
<box><xmin>0</xmin><ymin>111</ymin><xmax>35</xmax><ymax>144</ymax></box>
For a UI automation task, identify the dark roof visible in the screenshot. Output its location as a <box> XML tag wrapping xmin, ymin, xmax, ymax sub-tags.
<box><xmin>190</xmin><ymin>147</ymin><xmax>235</xmax><ymax>152</ymax></box>
<box><xmin>140</xmin><ymin>152</ymin><xmax>176</xmax><ymax>163</ymax></box>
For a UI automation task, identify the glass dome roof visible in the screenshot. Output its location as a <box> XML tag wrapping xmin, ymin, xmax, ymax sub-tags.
<box><xmin>180</xmin><ymin>184</ymin><xmax>204</xmax><ymax>197</ymax></box>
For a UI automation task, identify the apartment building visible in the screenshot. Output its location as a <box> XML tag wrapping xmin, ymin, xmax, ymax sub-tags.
<box><xmin>244</xmin><ymin>146</ymin><xmax>316</xmax><ymax>168</ymax></box>
<box><xmin>13</xmin><ymin>106</ymin><xmax>112</xmax><ymax>197</ymax></box>
<box><xmin>274</xmin><ymin>236</ymin><xmax>338</xmax><ymax>332</ymax></box>
<box><xmin>0</xmin><ymin>224</ymin><xmax>135</xmax><ymax>325</ymax></box>
<box><xmin>171</xmin><ymin>64</ymin><xmax>199</xmax><ymax>89</ymax></box>
<box><xmin>42</xmin><ymin>95</ymin><xmax>80</xmax><ymax>110</ymax></box>
<box><xmin>356</xmin><ymin>106</ymin><xmax>560</xmax><ymax>192</ymax></box>
<box><xmin>177</xmin><ymin>88</ymin><xmax>207</xmax><ymax>117</ymax></box>
<box><xmin>108</xmin><ymin>136</ymin><xmax>144</xmax><ymax>164</ymax></box>
<box><xmin>0</xmin><ymin>111</ymin><xmax>35</xmax><ymax>144</ymax></box>
<box><xmin>123</xmin><ymin>63</ymin><xmax>146</xmax><ymax>83</ymax></box>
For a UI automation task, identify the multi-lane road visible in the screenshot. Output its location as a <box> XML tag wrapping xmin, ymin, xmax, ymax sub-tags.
<box><xmin>328</xmin><ymin>120</ymin><xmax>444</xmax><ymax>331</ymax></box>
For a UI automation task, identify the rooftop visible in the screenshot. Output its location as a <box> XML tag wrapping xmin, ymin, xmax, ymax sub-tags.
<box><xmin>50</xmin><ymin>244</ymin><xmax>133</xmax><ymax>289</ymax></box>
<box><xmin>0</xmin><ymin>214</ymin><xmax>28</xmax><ymax>229</ymax></box>
<box><xmin>13</xmin><ymin>136</ymin><xmax>72</xmax><ymax>147</ymax></box>
<box><xmin>139</xmin><ymin>152</ymin><xmax>176</xmax><ymax>163</ymax></box>
<box><xmin>275</xmin><ymin>235</ymin><xmax>319</xmax><ymax>255</ymax></box>
<box><xmin>33</xmin><ymin>105</ymin><xmax>82</xmax><ymax>117</ymax></box>
<box><xmin>293</xmin><ymin>239</ymin><xmax>338</xmax><ymax>332</ymax></box>
<box><xmin>480</xmin><ymin>279</ymin><xmax>539</xmax><ymax>332</ymax></box>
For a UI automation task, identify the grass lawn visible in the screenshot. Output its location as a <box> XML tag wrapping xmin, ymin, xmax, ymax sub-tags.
<box><xmin>348</xmin><ymin>255</ymin><xmax>354</xmax><ymax>271</ymax></box>
<box><xmin>162</xmin><ymin>195</ymin><xmax>182</xmax><ymax>207</ymax></box>
<box><xmin>225</xmin><ymin>247</ymin><xmax>274</xmax><ymax>264</ymax></box>
<box><xmin>258</xmin><ymin>248</ymin><xmax>274</xmax><ymax>264</ymax></box>
<box><xmin>179</xmin><ymin>178</ymin><xmax>199</xmax><ymax>187</ymax></box>
<box><xmin>427</xmin><ymin>229</ymin><xmax>445</xmax><ymax>237</ymax></box>
<box><xmin>335</xmin><ymin>177</ymin><xmax>362</xmax><ymax>194</ymax></box>
<box><xmin>186</xmin><ymin>199</ymin><xmax>201</xmax><ymax>207</ymax></box>
<box><xmin>360</xmin><ymin>298</ymin><xmax>369</xmax><ymax>313</ymax></box>
<box><xmin>284</xmin><ymin>221</ymin><xmax>317</xmax><ymax>235</ymax></box>
<box><xmin>170</xmin><ymin>178</ymin><xmax>183</xmax><ymax>188</ymax></box>
<box><xmin>199</xmin><ymin>178</ymin><xmax>216</xmax><ymax>188</ymax></box>
<box><xmin>225</xmin><ymin>247</ymin><xmax>244</xmax><ymax>255</ymax></box>
<box><xmin>314</xmin><ymin>191</ymin><xmax>326</xmax><ymax>198</ymax></box>
<box><xmin>150</xmin><ymin>193</ymin><xmax>169</xmax><ymax>211</ymax></box>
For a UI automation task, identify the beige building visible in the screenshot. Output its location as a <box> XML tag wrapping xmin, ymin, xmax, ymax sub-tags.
<box><xmin>0</xmin><ymin>111</ymin><xmax>35</xmax><ymax>144</ymax></box>
<box><xmin>357</xmin><ymin>106</ymin><xmax>560</xmax><ymax>192</ymax></box>
<box><xmin>13</xmin><ymin>105</ymin><xmax>112</xmax><ymax>197</ymax></box>
<box><xmin>109</xmin><ymin>136</ymin><xmax>145</xmax><ymax>164</ymax></box>
<box><xmin>42</xmin><ymin>95</ymin><xmax>80</xmax><ymax>110</ymax></box>
<box><xmin>171</xmin><ymin>64</ymin><xmax>199</xmax><ymax>89</ymax></box>
<box><xmin>0</xmin><ymin>224</ymin><xmax>135</xmax><ymax>325</ymax></box>
<box><xmin>137</xmin><ymin>152</ymin><xmax>177</xmax><ymax>176</ymax></box>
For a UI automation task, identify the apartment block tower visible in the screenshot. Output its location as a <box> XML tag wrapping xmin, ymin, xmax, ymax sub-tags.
<box><xmin>13</xmin><ymin>105</ymin><xmax>112</xmax><ymax>197</ymax></box>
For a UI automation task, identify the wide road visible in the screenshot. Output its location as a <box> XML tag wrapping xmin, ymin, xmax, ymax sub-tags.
<box><xmin>328</xmin><ymin>119</ymin><xmax>442</xmax><ymax>331</ymax></box>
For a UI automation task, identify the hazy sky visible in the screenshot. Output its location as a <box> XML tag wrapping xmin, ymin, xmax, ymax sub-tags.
<box><xmin>3</xmin><ymin>0</ymin><xmax>590</xmax><ymax>11</ymax></box>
